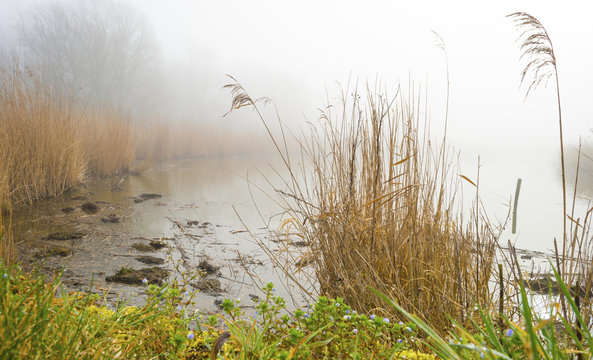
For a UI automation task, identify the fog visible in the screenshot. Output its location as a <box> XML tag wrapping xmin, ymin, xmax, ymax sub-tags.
<box><xmin>1</xmin><ymin>0</ymin><xmax>593</xmax><ymax>250</ymax></box>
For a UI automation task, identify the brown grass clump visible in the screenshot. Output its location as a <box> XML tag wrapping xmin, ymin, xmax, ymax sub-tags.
<box><xmin>226</xmin><ymin>78</ymin><xmax>502</xmax><ymax>331</ymax></box>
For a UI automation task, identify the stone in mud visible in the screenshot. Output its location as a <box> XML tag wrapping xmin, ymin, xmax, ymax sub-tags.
<box><xmin>136</xmin><ymin>255</ymin><xmax>165</xmax><ymax>265</ymax></box>
<box><xmin>197</xmin><ymin>259</ymin><xmax>220</xmax><ymax>275</ymax></box>
<box><xmin>61</xmin><ymin>207</ymin><xmax>76</xmax><ymax>213</ymax></box>
<box><xmin>106</xmin><ymin>266</ymin><xmax>168</xmax><ymax>286</ymax></box>
<box><xmin>187</xmin><ymin>220</ymin><xmax>200</xmax><ymax>226</ymax></box>
<box><xmin>45</xmin><ymin>231</ymin><xmax>85</xmax><ymax>240</ymax></box>
<box><xmin>139</xmin><ymin>193</ymin><xmax>162</xmax><ymax>200</ymax></box>
<box><xmin>196</xmin><ymin>277</ymin><xmax>222</xmax><ymax>293</ymax></box>
<box><xmin>101</xmin><ymin>214</ymin><xmax>120</xmax><ymax>223</ymax></box>
<box><xmin>35</xmin><ymin>245</ymin><xmax>73</xmax><ymax>258</ymax></box>
<box><xmin>133</xmin><ymin>198</ymin><xmax>144</xmax><ymax>203</ymax></box>
<box><xmin>81</xmin><ymin>202</ymin><xmax>99</xmax><ymax>214</ymax></box>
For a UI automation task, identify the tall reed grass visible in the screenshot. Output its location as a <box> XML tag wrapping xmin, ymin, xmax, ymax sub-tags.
<box><xmin>226</xmin><ymin>79</ymin><xmax>502</xmax><ymax>332</ymax></box>
<box><xmin>0</xmin><ymin>66</ymin><xmax>86</xmax><ymax>203</ymax></box>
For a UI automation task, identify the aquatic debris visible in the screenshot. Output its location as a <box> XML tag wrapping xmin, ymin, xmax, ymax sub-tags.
<box><xmin>133</xmin><ymin>198</ymin><xmax>144</xmax><ymax>203</ymax></box>
<box><xmin>61</xmin><ymin>207</ymin><xmax>75</xmax><ymax>213</ymax></box>
<box><xmin>71</xmin><ymin>195</ymin><xmax>88</xmax><ymax>201</ymax></box>
<box><xmin>100</xmin><ymin>214</ymin><xmax>120</xmax><ymax>223</ymax></box>
<box><xmin>139</xmin><ymin>193</ymin><xmax>162</xmax><ymax>200</ymax></box>
<box><xmin>187</xmin><ymin>220</ymin><xmax>199</xmax><ymax>226</ymax></box>
<box><xmin>81</xmin><ymin>202</ymin><xmax>99</xmax><ymax>214</ymax></box>
<box><xmin>197</xmin><ymin>259</ymin><xmax>220</xmax><ymax>275</ymax></box>
<box><xmin>135</xmin><ymin>255</ymin><xmax>165</xmax><ymax>265</ymax></box>
<box><xmin>131</xmin><ymin>240</ymin><xmax>167</xmax><ymax>252</ymax></box>
<box><xmin>44</xmin><ymin>231</ymin><xmax>85</xmax><ymax>240</ymax></box>
<box><xmin>105</xmin><ymin>266</ymin><xmax>168</xmax><ymax>285</ymax></box>
<box><xmin>35</xmin><ymin>245</ymin><xmax>73</xmax><ymax>258</ymax></box>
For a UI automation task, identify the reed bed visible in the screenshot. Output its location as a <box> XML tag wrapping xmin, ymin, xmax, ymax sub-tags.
<box><xmin>0</xmin><ymin>67</ymin><xmax>86</xmax><ymax>204</ymax></box>
<box><xmin>83</xmin><ymin>107</ymin><xmax>135</xmax><ymax>177</ymax></box>
<box><xmin>226</xmin><ymin>79</ymin><xmax>502</xmax><ymax>331</ymax></box>
<box><xmin>134</xmin><ymin>118</ymin><xmax>275</xmax><ymax>161</ymax></box>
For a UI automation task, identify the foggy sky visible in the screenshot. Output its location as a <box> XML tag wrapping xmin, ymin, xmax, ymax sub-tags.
<box><xmin>1</xmin><ymin>0</ymin><xmax>593</xmax><ymax>248</ymax></box>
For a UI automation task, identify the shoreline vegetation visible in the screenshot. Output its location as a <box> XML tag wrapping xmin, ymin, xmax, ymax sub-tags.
<box><xmin>0</xmin><ymin>63</ymin><xmax>273</xmax><ymax>207</ymax></box>
<box><xmin>2</xmin><ymin>11</ymin><xmax>593</xmax><ymax>359</ymax></box>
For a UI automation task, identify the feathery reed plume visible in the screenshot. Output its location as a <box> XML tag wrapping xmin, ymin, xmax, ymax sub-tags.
<box><xmin>508</xmin><ymin>11</ymin><xmax>571</xmax><ymax>314</ymax></box>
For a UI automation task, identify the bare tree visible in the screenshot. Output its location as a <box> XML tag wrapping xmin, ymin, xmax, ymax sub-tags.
<box><xmin>16</xmin><ymin>0</ymin><xmax>161</xmax><ymax>110</ymax></box>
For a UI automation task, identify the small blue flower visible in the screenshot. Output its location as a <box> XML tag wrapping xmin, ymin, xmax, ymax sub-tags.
<box><xmin>142</xmin><ymin>278</ymin><xmax>148</xmax><ymax>284</ymax></box>
<box><xmin>406</xmin><ymin>327</ymin><xmax>412</xmax><ymax>332</ymax></box>
<box><xmin>506</xmin><ymin>329</ymin><xmax>514</xmax><ymax>337</ymax></box>
<box><xmin>370</xmin><ymin>314</ymin><xmax>376</xmax><ymax>320</ymax></box>
<box><xmin>398</xmin><ymin>321</ymin><xmax>404</xmax><ymax>326</ymax></box>
<box><xmin>345</xmin><ymin>309</ymin><xmax>350</xmax><ymax>314</ymax></box>
<box><xmin>335</xmin><ymin>303</ymin><xmax>340</xmax><ymax>307</ymax></box>
<box><xmin>383</xmin><ymin>318</ymin><xmax>390</xmax><ymax>324</ymax></box>
<box><xmin>2</xmin><ymin>273</ymin><xmax>7</xmax><ymax>279</ymax></box>
<box><xmin>343</xmin><ymin>315</ymin><xmax>351</xmax><ymax>320</ymax></box>
<box><xmin>176</xmin><ymin>304</ymin><xmax>183</xmax><ymax>311</ymax></box>
<box><xmin>184</xmin><ymin>291</ymin><xmax>190</xmax><ymax>296</ymax></box>
<box><xmin>304</xmin><ymin>313</ymin><xmax>309</xmax><ymax>318</ymax></box>
<box><xmin>272</xmin><ymin>288</ymin><xmax>276</xmax><ymax>291</ymax></box>
<box><xmin>187</xmin><ymin>332</ymin><xmax>194</xmax><ymax>340</ymax></box>
<box><xmin>352</xmin><ymin>328</ymin><xmax>358</xmax><ymax>334</ymax></box>
<box><xmin>480</xmin><ymin>353</ymin><xmax>485</xmax><ymax>358</ymax></box>
<box><xmin>398</xmin><ymin>339</ymin><xmax>403</xmax><ymax>344</ymax></box>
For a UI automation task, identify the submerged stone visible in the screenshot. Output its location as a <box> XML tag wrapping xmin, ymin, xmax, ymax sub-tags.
<box><xmin>81</xmin><ymin>202</ymin><xmax>99</xmax><ymax>214</ymax></box>
<box><xmin>35</xmin><ymin>245</ymin><xmax>73</xmax><ymax>258</ymax></box>
<box><xmin>196</xmin><ymin>277</ymin><xmax>222</xmax><ymax>293</ymax></box>
<box><xmin>105</xmin><ymin>266</ymin><xmax>168</xmax><ymax>285</ymax></box>
<box><xmin>131</xmin><ymin>240</ymin><xmax>167</xmax><ymax>252</ymax></box>
<box><xmin>139</xmin><ymin>193</ymin><xmax>162</xmax><ymax>200</ymax></box>
<box><xmin>101</xmin><ymin>214</ymin><xmax>120</xmax><ymax>223</ymax></box>
<box><xmin>44</xmin><ymin>231</ymin><xmax>85</xmax><ymax>240</ymax></box>
<box><xmin>136</xmin><ymin>255</ymin><xmax>165</xmax><ymax>265</ymax></box>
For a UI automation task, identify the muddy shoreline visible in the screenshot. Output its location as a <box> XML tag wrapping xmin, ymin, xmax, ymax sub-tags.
<box><xmin>9</xmin><ymin>158</ymin><xmax>307</xmax><ymax>315</ymax></box>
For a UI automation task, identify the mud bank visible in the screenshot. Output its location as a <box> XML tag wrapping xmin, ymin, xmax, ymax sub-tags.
<box><xmin>10</xmin><ymin>157</ymin><xmax>310</xmax><ymax>314</ymax></box>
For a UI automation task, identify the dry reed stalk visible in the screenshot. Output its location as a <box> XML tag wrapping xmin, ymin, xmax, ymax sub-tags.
<box><xmin>508</xmin><ymin>12</ymin><xmax>593</xmax><ymax>325</ymax></box>
<box><xmin>225</xmin><ymin>77</ymin><xmax>503</xmax><ymax>332</ymax></box>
